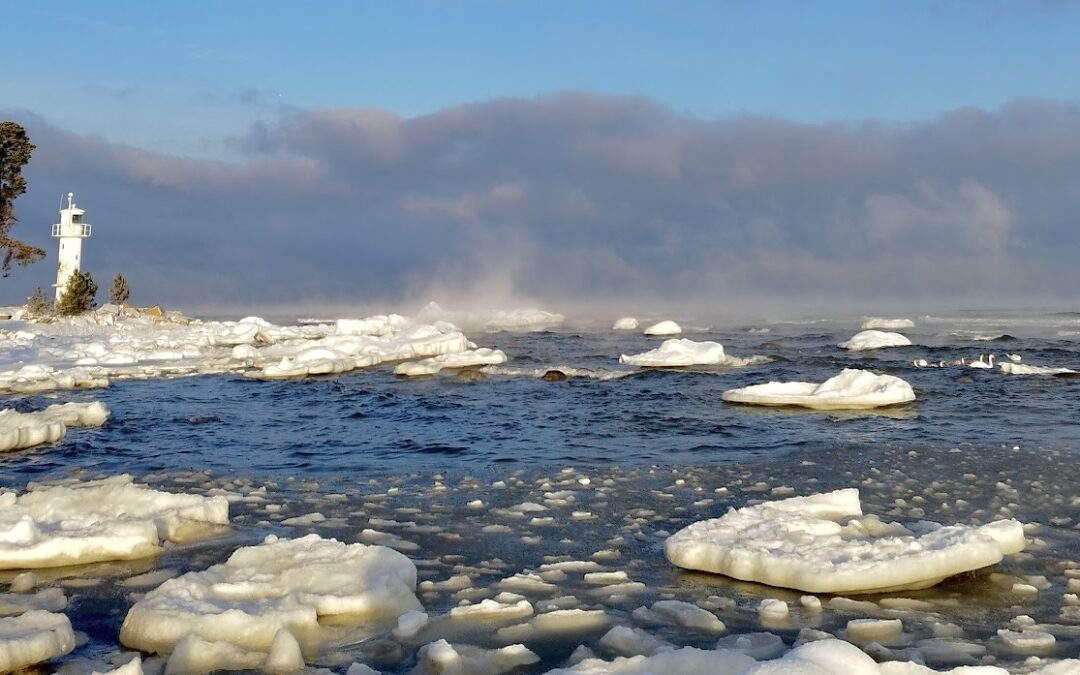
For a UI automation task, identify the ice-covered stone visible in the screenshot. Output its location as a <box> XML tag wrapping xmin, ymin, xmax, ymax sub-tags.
<box><xmin>665</xmin><ymin>488</ymin><xmax>1026</xmax><ymax>594</ymax></box>
<box><xmin>120</xmin><ymin>533</ymin><xmax>421</xmax><ymax>654</ymax></box>
<box><xmin>722</xmin><ymin>369</ymin><xmax>915</xmax><ymax>410</ymax></box>
<box><xmin>612</xmin><ymin>318</ymin><xmax>639</xmax><ymax>331</ymax></box>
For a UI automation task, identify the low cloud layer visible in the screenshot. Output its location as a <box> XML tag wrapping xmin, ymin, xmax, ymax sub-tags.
<box><xmin>3</xmin><ymin>94</ymin><xmax>1079</xmax><ymax>315</ymax></box>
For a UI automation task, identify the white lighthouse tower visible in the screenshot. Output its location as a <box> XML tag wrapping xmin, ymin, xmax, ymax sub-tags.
<box><xmin>51</xmin><ymin>193</ymin><xmax>92</xmax><ymax>303</ymax></box>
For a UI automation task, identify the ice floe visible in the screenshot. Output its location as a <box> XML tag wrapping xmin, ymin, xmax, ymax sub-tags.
<box><xmin>394</xmin><ymin>347</ymin><xmax>507</xmax><ymax>377</ymax></box>
<box><xmin>861</xmin><ymin>317</ymin><xmax>916</xmax><ymax>330</ymax></box>
<box><xmin>643</xmin><ymin>320</ymin><xmax>681</xmax><ymax>336</ymax></box>
<box><xmin>0</xmin><ymin>401</ymin><xmax>109</xmax><ymax>452</ymax></box>
<box><xmin>0</xmin><ymin>475</ymin><xmax>229</xmax><ymax>569</ymax></box>
<box><xmin>619</xmin><ymin>339</ymin><xmax>767</xmax><ymax>368</ymax></box>
<box><xmin>665</xmin><ymin>488</ymin><xmax>1026</xmax><ymax>594</ymax></box>
<box><xmin>0</xmin><ymin>610</ymin><xmax>75</xmax><ymax>672</ymax></box>
<box><xmin>839</xmin><ymin>330</ymin><xmax>913</xmax><ymax>351</ymax></box>
<box><xmin>120</xmin><ymin>533</ymin><xmax>421</xmax><ymax>656</ymax></box>
<box><xmin>722</xmin><ymin>368</ymin><xmax>915</xmax><ymax>410</ymax></box>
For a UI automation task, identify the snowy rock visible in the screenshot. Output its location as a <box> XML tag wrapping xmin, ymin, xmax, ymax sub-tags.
<box><xmin>0</xmin><ymin>610</ymin><xmax>75</xmax><ymax>672</ymax></box>
<box><xmin>665</xmin><ymin>488</ymin><xmax>1025</xmax><ymax>594</ymax></box>
<box><xmin>120</xmin><ymin>533</ymin><xmax>421</xmax><ymax>655</ymax></box>
<box><xmin>612</xmin><ymin>317</ymin><xmax>639</xmax><ymax>331</ymax></box>
<box><xmin>839</xmin><ymin>330</ymin><xmax>912</xmax><ymax>351</ymax></box>
<box><xmin>0</xmin><ymin>475</ymin><xmax>228</xmax><ymax>569</ymax></box>
<box><xmin>643</xmin><ymin>321</ymin><xmax>682</xmax><ymax>336</ymax></box>
<box><xmin>722</xmin><ymin>369</ymin><xmax>915</xmax><ymax>410</ymax></box>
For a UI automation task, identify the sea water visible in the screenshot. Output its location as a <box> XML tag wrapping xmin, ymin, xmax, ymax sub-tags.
<box><xmin>2</xmin><ymin>309</ymin><xmax>1080</xmax><ymax>672</ymax></box>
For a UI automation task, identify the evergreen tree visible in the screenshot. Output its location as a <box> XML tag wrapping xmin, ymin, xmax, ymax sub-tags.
<box><xmin>109</xmin><ymin>273</ymin><xmax>130</xmax><ymax>305</ymax></box>
<box><xmin>55</xmin><ymin>271</ymin><xmax>98</xmax><ymax>316</ymax></box>
<box><xmin>25</xmin><ymin>286</ymin><xmax>50</xmax><ymax>316</ymax></box>
<box><xmin>0</xmin><ymin>121</ymin><xmax>44</xmax><ymax>276</ymax></box>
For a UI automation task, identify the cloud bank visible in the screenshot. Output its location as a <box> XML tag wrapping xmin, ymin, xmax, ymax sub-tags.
<box><xmin>3</xmin><ymin>94</ymin><xmax>1079</xmax><ymax>315</ymax></box>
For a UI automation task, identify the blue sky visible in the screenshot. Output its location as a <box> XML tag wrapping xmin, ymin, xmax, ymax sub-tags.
<box><xmin>3</xmin><ymin>2</ymin><xmax>1080</xmax><ymax>311</ymax></box>
<box><xmin>7</xmin><ymin>1</ymin><xmax>1080</xmax><ymax>158</ymax></box>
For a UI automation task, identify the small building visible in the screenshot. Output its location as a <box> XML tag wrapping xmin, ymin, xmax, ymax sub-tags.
<box><xmin>52</xmin><ymin>192</ymin><xmax>92</xmax><ymax>303</ymax></box>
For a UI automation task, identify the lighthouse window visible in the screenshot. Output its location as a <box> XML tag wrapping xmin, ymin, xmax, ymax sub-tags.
<box><xmin>72</xmin><ymin>214</ymin><xmax>83</xmax><ymax>223</ymax></box>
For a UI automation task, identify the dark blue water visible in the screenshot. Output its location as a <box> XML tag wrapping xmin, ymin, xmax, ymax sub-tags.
<box><xmin>4</xmin><ymin>320</ymin><xmax>1080</xmax><ymax>483</ymax></box>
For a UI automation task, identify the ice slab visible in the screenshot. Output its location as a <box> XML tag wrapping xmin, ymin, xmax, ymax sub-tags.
<box><xmin>0</xmin><ymin>610</ymin><xmax>75</xmax><ymax>672</ymax></box>
<box><xmin>0</xmin><ymin>401</ymin><xmax>109</xmax><ymax>453</ymax></box>
<box><xmin>861</xmin><ymin>317</ymin><xmax>915</xmax><ymax>330</ymax></box>
<box><xmin>643</xmin><ymin>321</ymin><xmax>682</xmax><ymax>336</ymax></box>
<box><xmin>620</xmin><ymin>339</ymin><xmax>768</xmax><ymax>368</ymax></box>
<box><xmin>722</xmin><ymin>369</ymin><xmax>915</xmax><ymax>410</ymax></box>
<box><xmin>120</xmin><ymin>533</ymin><xmax>421</xmax><ymax>655</ymax></box>
<box><xmin>838</xmin><ymin>330</ymin><xmax>912</xmax><ymax>351</ymax></box>
<box><xmin>394</xmin><ymin>348</ymin><xmax>507</xmax><ymax>376</ymax></box>
<box><xmin>0</xmin><ymin>475</ymin><xmax>228</xmax><ymax>569</ymax></box>
<box><xmin>664</xmin><ymin>488</ymin><xmax>1026</xmax><ymax>594</ymax></box>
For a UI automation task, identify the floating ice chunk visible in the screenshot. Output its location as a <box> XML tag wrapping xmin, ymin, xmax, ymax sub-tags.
<box><xmin>92</xmin><ymin>656</ymin><xmax>144</xmax><ymax>675</ymax></box>
<box><xmin>0</xmin><ymin>587</ymin><xmax>67</xmax><ymax>616</ymax></box>
<box><xmin>665</xmin><ymin>488</ymin><xmax>1026</xmax><ymax>594</ymax></box>
<box><xmin>0</xmin><ymin>401</ymin><xmax>108</xmax><ymax>452</ymax></box>
<box><xmin>599</xmin><ymin>625</ymin><xmax>671</xmax><ymax>657</ymax></box>
<box><xmin>647</xmin><ymin>600</ymin><xmax>726</xmax><ymax>633</ymax></box>
<box><xmin>392</xmin><ymin>610</ymin><xmax>429</xmax><ymax>639</ymax></box>
<box><xmin>0</xmin><ymin>610</ymin><xmax>75</xmax><ymax>672</ymax></box>
<box><xmin>415</xmin><ymin>639</ymin><xmax>539</xmax><ymax>675</ymax></box>
<box><xmin>839</xmin><ymin>330</ymin><xmax>912</xmax><ymax>351</ymax></box>
<box><xmin>996</xmin><ymin>629</ymin><xmax>1055</xmax><ymax>653</ymax></box>
<box><xmin>394</xmin><ymin>348</ymin><xmax>507</xmax><ymax>376</ymax></box>
<box><xmin>861</xmin><ymin>317</ymin><xmax>915</xmax><ymax>330</ymax></box>
<box><xmin>619</xmin><ymin>339</ymin><xmax>767</xmax><ymax>368</ymax></box>
<box><xmin>715</xmin><ymin>632</ymin><xmax>785</xmax><ymax>660</ymax></box>
<box><xmin>163</xmin><ymin>633</ymin><xmax>264</xmax><ymax>673</ymax></box>
<box><xmin>643</xmin><ymin>321</ymin><xmax>681</xmax><ymax>336</ymax></box>
<box><xmin>120</xmin><ymin>533</ymin><xmax>421</xmax><ymax>655</ymax></box>
<box><xmin>451</xmin><ymin>598</ymin><xmax>535</xmax><ymax>622</ymax></box>
<box><xmin>612</xmin><ymin>318</ymin><xmax>639</xmax><ymax>331</ymax></box>
<box><xmin>0</xmin><ymin>475</ymin><xmax>228</xmax><ymax>569</ymax></box>
<box><xmin>722</xmin><ymin>369</ymin><xmax>915</xmax><ymax>410</ymax></box>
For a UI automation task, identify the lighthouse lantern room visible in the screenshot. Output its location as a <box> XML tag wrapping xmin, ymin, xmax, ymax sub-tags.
<box><xmin>52</xmin><ymin>192</ymin><xmax>92</xmax><ymax>303</ymax></box>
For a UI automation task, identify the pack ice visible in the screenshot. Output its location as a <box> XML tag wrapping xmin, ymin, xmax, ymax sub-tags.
<box><xmin>665</xmin><ymin>489</ymin><xmax>1025</xmax><ymax>594</ymax></box>
<box><xmin>120</xmin><ymin>533</ymin><xmax>421</xmax><ymax>658</ymax></box>
<box><xmin>721</xmin><ymin>369</ymin><xmax>915</xmax><ymax>410</ymax></box>
<box><xmin>0</xmin><ymin>475</ymin><xmax>229</xmax><ymax>569</ymax></box>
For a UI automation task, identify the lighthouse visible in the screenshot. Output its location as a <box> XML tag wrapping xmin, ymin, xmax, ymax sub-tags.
<box><xmin>51</xmin><ymin>193</ymin><xmax>92</xmax><ymax>303</ymax></box>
